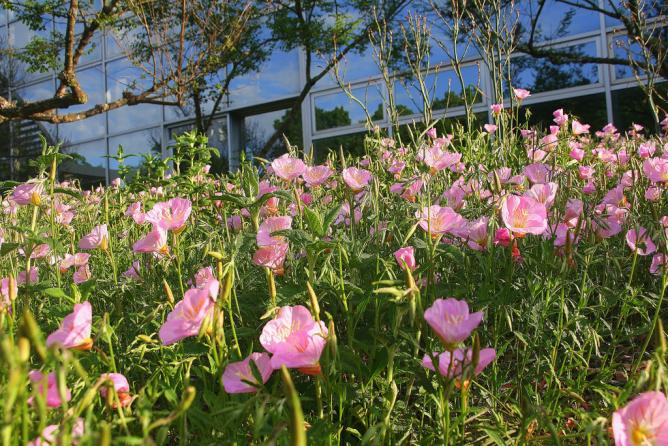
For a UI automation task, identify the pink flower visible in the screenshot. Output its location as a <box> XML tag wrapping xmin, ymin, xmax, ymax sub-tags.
<box><xmin>524</xmin><ymin>163</ymin><xmax>550</xmax><ymax>184</ymax></box>
<box><xmin>571</xmin><ymin>120</ymin><xmax>590</xmax><ymax>135</ymax></box>
<box><xmin>27</xmin><ymin>418</ymin><xmax>84</xmax><ymax>446</ymax></box>
<box><xmin>122</xmin><ymin>260</ymin><xmax>141</xmax><ymax>281</ymax></box>
<box><xmin>612</xmin><ymin>391</ymin><xmax>668</xmax><ymax>446</ymax></box>
<box><xmin>646</xmin><ymin>186</ymin><xmax>662</xmax><ymax>202</ymax></box>
<box><xmin>484</xmin><ymin>124</ymin><xmax>497</xmax><ymax>134</ymax></box>
<box><xmin>466</xmin><ymin>217</ymin><xmax>489</xmax><ymax>251</ymax></box>
<box><xmin>570</xmin><ymin>147</ymin><xmax>585</xmax><ymax>161</ymax></box>
<box><xmin>650</xmin><ymin>254</ymin><xmax>668</xmax><ymax>275</ymax></box>
<box><xmin>12</xmin><ymin>182</ymin><xmax>43</xmax><ymax>206</ymax></box>
<box><xmin>260</xmin><ymin>305</ymin><xmax>328</xmax><ymax>374</ymax></box>
<box><xmin>79</xmin><ymin>224</ymin><xmax>108</xmax><ymax>250</ymax></box>
<box><xmin>490</xmin><ymin>103</ymin><xmax>503</xmax><ymax>115</ymax></box>
<box><xmin>133</xmin><ymin>227</ymin><xmax>169</xmax><ymax>256</ymax></box>
<box><xmin>394</xmin><ymin>246</ymin><xmax>416</xmax><ymax>271</ymax></box>
<box><xmin>422</xmin><ymin>348</ymin><xmax>496</xmax><ymax>378</ymax></box>
<box><xmin>426</xmin><ymin>127</ymin><xmax>438</xmax><ymax>139</ymax></box>
<box><xmin>257</xmin><ymin>216</ymin><xmax>292</xmax><ymax>247</ymax></box>
<box><xmin>626</xmin><ymin>227</ymin><xmax>656</xmax><ymax>256</ymax></box>
<box><xmin>553</xmin><ymin>108</ymin><xmax>568</xmax><ymax>126</ymax></box>
<box><xmin>252</xmin><ymin>244</ymin><xmax>289</xmax><ymax>275</ymax></box>
<box><xmin>222</xmin><ymin>352</ymin><xmax>273</xmax><ymax>393</ymax></box>
<box><xmin>271</xmin><ymin>154</ymin><xmax>306</xmax><ymax>181</ymax></box>
<box><xmin>28</xmin><ymin>371</ymin><xmax>72</xmax><ymax>408</ymax></box>
<box><xmin>501</xmin><ymin>195</ymin><xmax>548</xmax><ymax>236</ymax></box>
<box><xmin>512</xmin><ymin>88</ymin><xmax>531</xmax><ymax>101</ymax></box>
<box><xmin>342</xmin><ymin>167</ymin><xmax>373</xmax><ymax>192</ymax></box>
<box><xmin>18</xmin><ymin>267</ymin><xmax>39</xmax><ymax>285</ymax></box>
<box><xmin>46</xmin><ymin>301</ymin><xmax>93</xmax><ymax>350</ymax></box>
<box><xmin>525</xmin><ymin>182</ymin><xmax>558</xmax><ymax>209</ymax></box>
<box><xmin>643</xmin><ymin>158</ymin><xmax>668</xmax><ymax>183</ymax></box>
<box><xmin>227</xmin><ymin>215</ymin><xmax>243</xmax><ymax>231</ymax></box>
<box><xmin>416</xmin><ymin>205</ymin><xmax>466</xmax><ymax>237</ymax></box>
<box><xmin>100</xmin><ymin>373</ymin><xmax>132</xmax><ymax>408</ymax></box>
<box><xmin>145</xmin><ymin>198</ymin><xmax>192</xmax><ymax>233</ymax></box>
<box><xmin>424</xmin><ymin>298</ymin><xmax>483</xmax><ymax>347</ymax></box>
<box><xmin>303</xmin><ymin>165</ymin><xmax>334</xmax><ymax>187</ymax></box>
<box><xmin>125</xmin><ymin>202</ymin><xmax>146</xmax><ymax>225</ymax></box>
<box><xmin>159</xmin><ymin>287</ymin><xmax>215</xmax><ymax>345</ymax></box>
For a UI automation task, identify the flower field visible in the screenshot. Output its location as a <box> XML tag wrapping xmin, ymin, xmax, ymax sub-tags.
<box><xmin>2</xmin><ymin>105</ymin><xmax>668</xmax><ymax>445</ymax></box>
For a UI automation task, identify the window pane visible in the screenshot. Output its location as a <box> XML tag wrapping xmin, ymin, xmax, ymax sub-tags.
<box><xmin>106</xmin><ymin>58</ymin><xmax>162</xmax><ymax>131</ymax></box>
<box><xmin>312</xmin><ymin>131</ymin><xmax>367</xmax><ymax>163</ymax></box>
<box><xmin>9</xmin><ymin>19</ymin><xmax>53</xmax><ymax>82</ymax></box>
<box><xmin>311</xmin><ymin>47</ymin><xmax>380</xmax><ymax>89</ymax></box>
<box><xmin>609</xmin><ymin>34</ymin><xmax>666</xmax><ymax>80</ymax></box>
<box><xmin>517</xmin><ymin>0</ymin><xmax>600</xmax><ymax>40</ymax></box>
<box><xmin>58</xmin><ymin>65</ymin><xmax>106</xmax><ymax>143</ymax></box>
<box><xmin>509</xmin><ymin>41</ymin><xmax>599</xmax><ymax>94</ymax></box>
<box><xmin>314</xmin><ymin>86</ymin><xmax>384</xmax><ymax>131</ymax></box>
<box><xmin>520</xmin><ymin>93</ymin><xmax>608</xmax><ymax>130</ymax></box>
<box><xmin>395</xmin><ymin>65</ymin><xmax>482</xmax><ymax>116</ymax></box>
<box><xmin>612</xmin><ymin>84</ymin><xmax>668</xmax><ymax>132</ymax></box>
<box><xmin>168</xmin><ymin>117</ymin><xmax>230</xmax><ymax>174</ymax></box>
<box><xmin>13</xmin><ymin>79</ymin><xmax>58</xmax><ymax>146</ymax></box>
<box><xmin>59</xmin><ymin>139</ymin><xmax>107</xmax><ymax>188</ymax></box>
<box><xmin>243</xmin><ymin>108</ymin><xmax>302</xmax><ymax>161</ymax></box>
<box><xmin>108</xmin><ymin>127</ymin><xmax>162</xmax><ymax>179</ymax></box>
<box><xmin>228</xmin><ymin>49</ymin><xmax>300</xmax><ymax>107</ymax></box>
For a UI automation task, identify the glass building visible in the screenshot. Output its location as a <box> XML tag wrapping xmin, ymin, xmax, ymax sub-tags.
<box><xmin>0</xmin><ymin>1</ymin><xmax>661</xmax><ymax>186</ymax></box>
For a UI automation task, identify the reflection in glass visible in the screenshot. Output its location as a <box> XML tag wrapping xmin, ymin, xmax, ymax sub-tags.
<box><xmin>243</xmin><ymin>108</ymin><xmax>302</xmax><ymax>161</ymax></box>
<box><xmin>520</xmin><ymin>93</ymin><xmax>608</xmax><ymax>130</ymax></box>
<box><xmin>311</xmin><ymin>47</ymin><xmax>380</xmax><ymax>89</ymax></box>
<box><xmin>314</xmin><ymin>86</ymin><xmax>384</xmax><ymax>131</ymax></box>
<box><xmin>14</xmin><ymin>79</ymin><xmax>58</xmax><ymax>148</ymax></box>
<box><xmin>394</xmin><ymin>65</ymin><xmax>481</xmax><ymax>116</ymax></box>
<box><xmin>168</xmin><ymin>116</ymin><xmax>230</xmax><ymax>173</ymax></box>
<box><xmin>612</xmin><ymin>85</ymin><xmax>668</xmax><ymax>132</ymax></box>
<box><xmin>106</xmin><ymin>58</ymin><xmax>162</xmax><ymax>132</ymax></box>
<box><xmin>229</xmin><ymin>50</ymin><xmax>300</xmax><ymax>107</ymax></box>
<box><xmin>58</xmin><ymin>66</ymin><xmax>106</xmax><ymax>143</ymax></box>
<box><xmin>9</xmin><ymin>19</ymin><xmax>54</xmax><ymax>82</ymax></box>
<box><xmin>312</xmin><ymin>131</ymin><xmax>367</xmax><ymax>163</ymax></box>
<box><xmin>516</xmin><ymin>0</ymin><xmax>600</xmax><ymax>41</ymax></box>
<box><xmin>509</xmin><ymin>42</ymin><xmax>598</xmax><ymax>95</ymax></box>
<box><xmin>609</xmin><ymin>34</ymin><xmax>664</xmax><ymax>80</ymax></box>
<box><xmin>60</xmin><ymin>139</ymin><xmax>107</xmax><ymax>188</ymax></box>
<box><xmin>108</xmin><ymin>127</ymin><xmax>162</xmax><ymax>179</ymax></box>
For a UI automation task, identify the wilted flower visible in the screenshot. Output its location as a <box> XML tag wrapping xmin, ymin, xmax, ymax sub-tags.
<box><xmin>222</xmin><ymin>352</ymin><xmax>273</xmax><ymax>394</ymax></box>
<box><xmin>100</xmin><ymin>373</ymin><xmax>132</xmax><ymax>408</ymax></box>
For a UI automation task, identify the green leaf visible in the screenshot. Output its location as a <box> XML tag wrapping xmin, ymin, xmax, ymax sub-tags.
<box><xmin>43</xmin><ymin>287</ymin><xmax>70</xmax><ymax>300</ymax></box>
<box><xmin>0</xmin><ymin>243</ymin><xmax>20</xmax><ymax>256</ymax></box>
<box><xmin>303</xmin><ymin>206</ymin><xmax>324</xmax><ymax>236</ymax></box>
<box><xmin>323</xmin><ymin>203</ymin><xmax>342</xmax><ymax>234</ymax></box>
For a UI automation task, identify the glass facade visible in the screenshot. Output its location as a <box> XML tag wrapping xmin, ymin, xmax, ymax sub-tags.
<box><xmin>0</xmin><ymin>2</ymin><xmax>664</xmax><ymax>183</ymax></box>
